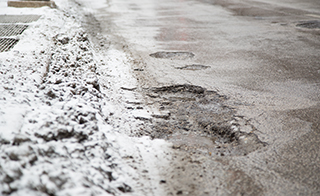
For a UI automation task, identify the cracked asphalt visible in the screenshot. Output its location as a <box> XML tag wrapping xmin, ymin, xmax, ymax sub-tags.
<box><xmin>1</xmin><ymin>0</ymin><xmax>319</xmax><ymax>195</ymax></box>
<box><xmin>78</xmin><ymin>0</ymin><xmax>320</xmax><ymax>195</ymax></box>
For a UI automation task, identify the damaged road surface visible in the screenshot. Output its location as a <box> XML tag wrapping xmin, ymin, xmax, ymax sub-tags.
<box><xmin>1</xmin><ymin>0</ymin><xmax>320</xmax><ymax>195</ymax></box>
<box><xmin>146</xmin><ymin>84</ymin><xmax>266</xmax><ymax>156</ymax></box>
<box><xmin>76</xmin><ymin>0</ymin><xmax>320</xmax><ymax>195</ymax></box>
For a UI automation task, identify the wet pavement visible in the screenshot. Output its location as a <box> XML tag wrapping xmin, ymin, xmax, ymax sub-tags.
<box><xmin>78</xmin><ymin>0</ymin><xmax>320</xmax><ymax>195</ymax></box>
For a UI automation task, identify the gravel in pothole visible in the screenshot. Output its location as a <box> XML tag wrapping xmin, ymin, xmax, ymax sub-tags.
<box><xmin>145</xmin><ymin>84</ymin><xmax>266</xmax><ymax>156</ymax></box>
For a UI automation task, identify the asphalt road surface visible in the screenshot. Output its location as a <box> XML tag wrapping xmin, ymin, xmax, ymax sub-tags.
<box><xmin>78</xmin><ymin>0</ymin><xmax>320</xmax><ymax>195</ymax></box>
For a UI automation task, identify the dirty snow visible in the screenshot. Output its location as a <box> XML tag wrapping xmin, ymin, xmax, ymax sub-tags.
<box><xmin>0</xmin><ymin>0</ymin><xmax>174</xmax><ymax>195</ymax></box>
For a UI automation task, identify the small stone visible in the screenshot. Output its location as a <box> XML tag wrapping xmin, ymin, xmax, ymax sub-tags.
<box><xmin>13</xmin><ymin>134</ymin><xmax>31</xmax><ymax>145</ymax></box>
<box><xmin>146</xmin><ymin>93</ymin><xmax>159</xmax><ymax>98</ymax></box>
<box><xmin>151</xmin><ymin>111</ymin><xmax>170</xmax><ymax>119</ymax></box>
<box><xmin>132</xmin><ymin>110</ymin><xmax>152</xmax><ymax>121</ymax></box>
<box><xmin>134</xmin><ymin>68</ymin><xmax>144</xmax><ymax>71</ymax></box>
<box><xmin>160</xmin><ymin>180</ymin><xmax>166</xmax><ymax>184</ymax></box>
<box><xmin>126</xmin><ymin>99</ymin><xmax>142</xmax><ymax>105</ymax></box>
<box><xmin>177</xmin><ymin>190</ymin><xmax>183</xmax><ymax>195</ymax></box>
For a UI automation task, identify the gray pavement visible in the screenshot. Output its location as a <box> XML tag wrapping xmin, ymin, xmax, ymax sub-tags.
<box><xmin>82</xmin><ymin>0</ymin><xmax>320</xmax><ymax>195</ymax></box>
<box><xmin>1</xmin><ymin>0</ymin><xmax>319</xmax><ymax>195</ymax></box>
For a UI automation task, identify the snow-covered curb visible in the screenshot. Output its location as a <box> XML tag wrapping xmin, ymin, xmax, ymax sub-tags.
<box><xmin>0</xmin><ymin>1</ymin><xmax>173</xmax><ymax>195</ymax></box>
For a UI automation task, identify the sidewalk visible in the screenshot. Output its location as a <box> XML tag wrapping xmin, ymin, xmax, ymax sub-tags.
<box><xmin>0</xmin><ymin>1</ymin><xmax>173</xmax><ymax>195</ymax></box>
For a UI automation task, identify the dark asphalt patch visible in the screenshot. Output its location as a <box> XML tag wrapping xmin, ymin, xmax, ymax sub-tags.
<box><xmin>150</xmin><ymin>51</ymin><xmax>195</xmax><ymax>60</ymax></box>
<box><xmin>296</xmin><ymin>20</ymin><xmax>320</xmax><ymax>29</ymax></box>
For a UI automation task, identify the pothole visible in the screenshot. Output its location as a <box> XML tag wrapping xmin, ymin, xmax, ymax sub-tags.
<box><xmin>151</xmin><ymin>84</ymin><xmax>205</xmax><ymax>94</ymax></box>
<box><xmin>175</xmin><ymin>64</ymin><xmax>210</xmax><ymax>70</ymax></box>
<box><xmin>149</xmin><ymin>51</ymin><xmax>195</xmax><ymax>60</ymax></box>
<box><xmin>145</xmin><ymin>84</ymin><xmax>266</xmax><ymax>156</ymax></box>
<box><xmin>296</xmin><ymin>20</ymin><xmax>320</xmax><ymax>29</ymax></box>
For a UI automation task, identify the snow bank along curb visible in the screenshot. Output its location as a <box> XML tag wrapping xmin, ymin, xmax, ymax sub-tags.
<box><xmin>0</xmin><ymin>1</ymin><xmax>173</xmax><ymax>195</ymax></box>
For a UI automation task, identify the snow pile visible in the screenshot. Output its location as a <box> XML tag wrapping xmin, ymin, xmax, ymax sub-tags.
<box><xmin>0</xmin><ymin>1</ymin><xmax>171</xmax><ymax>195</ymax></box>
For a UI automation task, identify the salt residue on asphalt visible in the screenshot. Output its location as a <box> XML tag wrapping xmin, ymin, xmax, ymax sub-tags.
<box><xmin>0</xmin><ymin>0</ymin><xmax>173</xmax><ymax>195</ymax></box>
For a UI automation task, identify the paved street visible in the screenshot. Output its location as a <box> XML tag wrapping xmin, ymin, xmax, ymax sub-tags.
<box><xmin>0</xmin><ymin>0</ymin><xmax>319</xmax><ymax>195</ymax></box>
<box><xmin>79</xmin><ymin>0</ymin><xmax>320</xmax><ymax>195</ymax></box>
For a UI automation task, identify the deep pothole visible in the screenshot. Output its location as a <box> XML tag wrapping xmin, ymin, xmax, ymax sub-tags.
<box><xmin>149</xmin><ymin>51</ymin><xmax>195</xmax><ymax>60</ymax></box>
<box><xmin>145</xmin><ymin>84</ymin><xmax>266</xmax><ymax>156</ymax></box>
